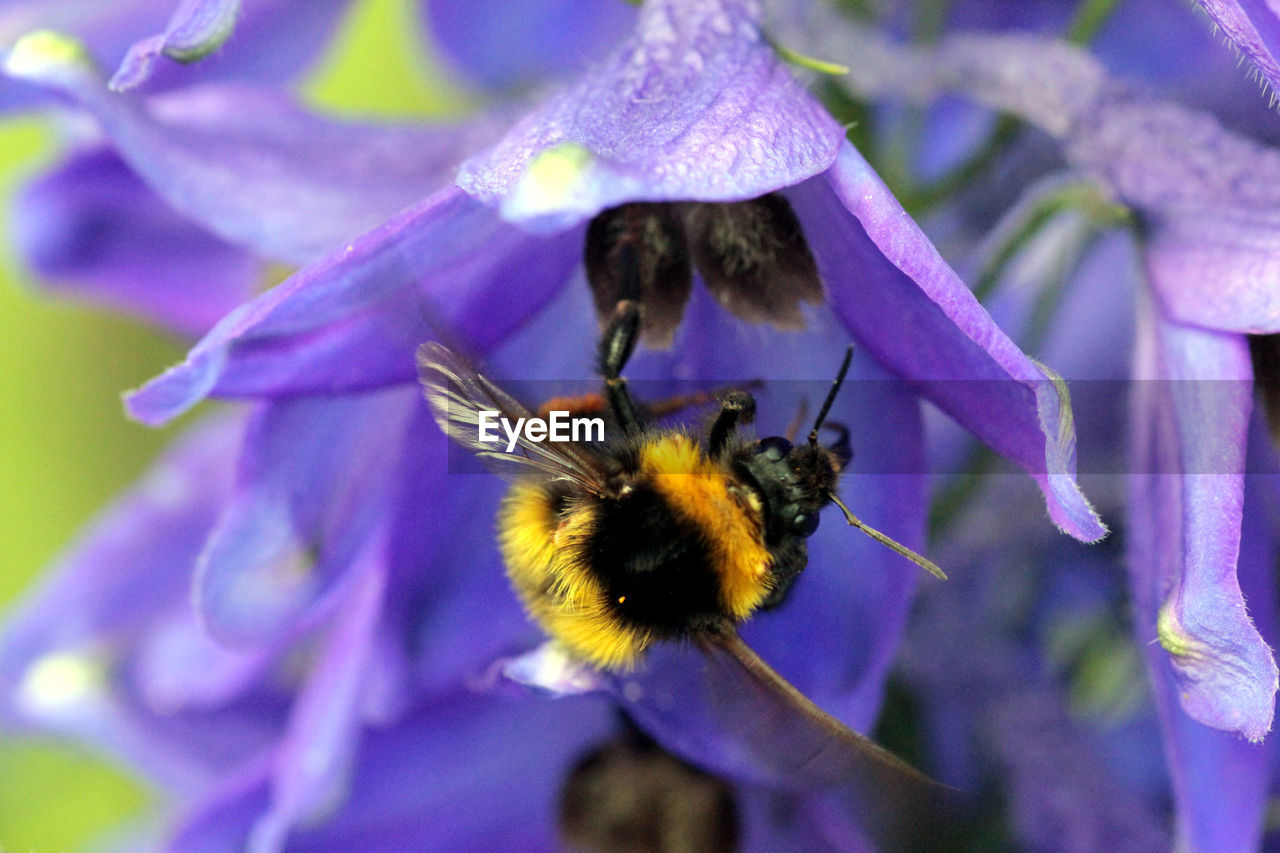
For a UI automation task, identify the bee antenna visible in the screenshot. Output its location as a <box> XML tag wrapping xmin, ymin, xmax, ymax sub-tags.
<box><xmin>828</xmin><ymin>491</ymin><xmax>948</xmax><ymax>581</ymax></box>
<box><xmin>808</xmin><ymin>344</ymin><xmax>854</xmax><ymax>446</ymax></box>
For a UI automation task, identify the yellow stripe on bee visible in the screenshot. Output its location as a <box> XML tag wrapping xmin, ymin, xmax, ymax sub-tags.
<box><xmin>498</xmin><ymin>480</ymin><xmax>651</xmax><ymax>671</ymax></box>
<box><xmin>639</xmin><ymin>434</ymin><xmax>772</xmax><ymax>620</ymax></box>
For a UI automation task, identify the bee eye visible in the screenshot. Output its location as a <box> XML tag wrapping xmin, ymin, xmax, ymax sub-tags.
<box><xmin>756</xmin><ymin>436</ymin><xmax>792</xmax><ymax>461</ymax></box>
<box><xmin>792</xmin><ymin>511</ymin><xmax>820</xmax><ymax>537</ymax></box>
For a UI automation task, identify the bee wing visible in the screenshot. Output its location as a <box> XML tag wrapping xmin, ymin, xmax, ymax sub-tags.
<box><xmin>417</xmin><ymin>342</ymin><xmax>609</xmax><ymax>494</ymax></box>
<box><xmin>608</xmin><ymin>632</ymin><xmax>963</xmax><ymax>848</ymax></box>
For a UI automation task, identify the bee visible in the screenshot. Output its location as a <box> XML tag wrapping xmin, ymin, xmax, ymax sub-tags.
<box><xmin>419</xmin><ymin>300</ymin><xmax>949</xmax><ymax>820</ymax></box>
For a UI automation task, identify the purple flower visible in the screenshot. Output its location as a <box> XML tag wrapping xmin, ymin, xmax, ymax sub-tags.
<box><xmin>2</xmin><ymin>28</ymin><xmax>508</xmax><ymax>334</ymax></box>
<box><xmin>1</xmin><ymin>0</ymin><xmax>1121</xmax><ymax>849</ymax></box>
<box><xmin>1</xmin><ymin>2</ymin><xmax>1100</xmax><ymax>538</ymax></box>
<box><xmin>786</xmin><ymin>9</ymin><xmax>1280</xmax><ymax>849</ymax></box>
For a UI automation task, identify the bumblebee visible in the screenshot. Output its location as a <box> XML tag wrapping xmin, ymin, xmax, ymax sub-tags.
<box><xmin>419</xmin><ymin>300</ymin><xmax>949</xmax><ymax>813</ymax></box>
<box><xmin>421</xmin><ymin>300</ymin><xmax>943</xmax><ymax>672</ymax></box>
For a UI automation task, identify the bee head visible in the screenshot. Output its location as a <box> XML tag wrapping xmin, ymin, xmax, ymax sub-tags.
<box><xmin>734</xmin><ymin>346</ymin><xmax>856</xmax><ymax>541</ymax></box>
<box><xmin>743</xmin><ymin>426</ymin><xmax>849</xmax><ymax>540</ymax></box>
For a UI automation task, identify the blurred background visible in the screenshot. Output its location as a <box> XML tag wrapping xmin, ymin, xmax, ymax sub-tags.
<box><xmin>0</xmin><ymin>0</ymin><xmax>467</xmax><ymax>846</ymax></box>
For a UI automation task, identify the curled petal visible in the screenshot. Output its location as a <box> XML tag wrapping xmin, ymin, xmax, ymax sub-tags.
<box><xmin>110</xmin><ymin>0</ymin><xmax>241</xmax><ymax>90</ymax></box>
<box><xmin>109</xmin><ymin>0</ymin><xmax>349</xmax><ymax>92</ymax></box>
<box><xmin>1130</xmin><ymin>404</ymin><xmax>1279</xmax><ymax>849</ymax></box>
<box><xmin>457</xmin><ymin>0</ymin><xmax>844</xmax><ymax>230</ymax></box>
<box><xmin>1129</xmin><ymin>291</ymin><xmax>1277</xmax><ymax>741</ymax></box>
<box><xmin>789</xmin><ymin>143</ymin><xmax>1106</xmax><ymax>542</ymax></box>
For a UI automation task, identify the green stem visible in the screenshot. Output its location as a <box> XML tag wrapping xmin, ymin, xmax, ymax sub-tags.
<box><xmin>816</xmin><ymin>77</ymin><xmax>879</xmax><ymax>171</ymax></box>
<box><xmin>1066</xmin><ymin>0</ymin><xmax>1122</xmax><ymax>45</ymax></box>
<box><xmin>897</xmin><ymin>114</ymin><xmax>1020</xmax><ymax>215</ymax></box>
<box><xmin>972</xmin><ymin>182</ymin><xmax>1130</xmax><ymax>303</ymax></box>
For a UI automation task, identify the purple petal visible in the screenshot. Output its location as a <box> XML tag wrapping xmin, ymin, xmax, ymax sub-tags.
<box><xmin>195</xmin><ymin>391</ymin><xmax>414</xmax><ymax>648</ymax></box>
<box><xmin>250</xmin><ymin>561</ymin><xmax>387</xmax><ymax>853</ymax></box>
<box><xmin>132</xmin><ymin>606</ymin><xmax>271</xmax><ymax>714</ymax></box>
<box><xmin>385</xmin><ymin>409</ymin><xmax>538</xmax><ymax>701</ymax></box>
<box><xmin>0</xmin><ymin>1</ymin><xmax>348</xmax><ymax>101</ymax></box>
<box><xmin>162</xmin><ymin>756</ymin><xmax>273</xmax><ymax>852</ymax></box>
<box><xmin>423</xmin><ymin>0</ymin><xmax>634</xmax><ymax>92</ymax></box>
<box><xmin>457</xmin><ymin>0</ymin><xmax>844</xmax><ymax>230</ymax></box>
<box><xmin>124</xmin><ymin>188</ymin><xmax>582</xmax><ymax>425</ymax></box>
<box><xmin>289</xmin><ymin>693</ymin><xmax>612</xmax><ymax>852</ymax></box>
<box><xmin>1129</xmin><ymin>290</ymin><xmax>1277</xmax><ymax>741</ymax></box>
<box><xmin>110</xmin><ymin>0</ymin><xmax>241</xmax><ymax>90</ymax></box>
<box><xmin>789</xmin><ymin>143</ymin><xmax>1106</xmax><ymax>542</ymax></box>
<box><xmin>5</xmin><ymin>34</ymin><xmax>504</xmax><ymax>263</ymax></box>
<box><xmin>1130</xmin><ymin>405</ymin><xmax>1279</xmax><ymax>849</ymax></box>
<box><xmin>1193</xmin><ymin>0</ymin><xmax>1280</xmax><ymax>94</ymax></box>
<box><xmin>109</xmin><ymin>8</ymin><xmax>217</xmax><ymax>89</ymax></box>
<box><xmin>108</xmin><ymin>0</ymin><xmax>350</xmax><ymax>92</ymax></box>
<box><xmin>166</xmin><ymin>693</ymin><xmax>613</xmax><ymax>852</ymax></box>
<box><xmin>14</xmin><ymin>145</ymin><xmax>258</xmax><ymax>336</ymax></box>
<box><xmin>1066</xmin><ymin>89</ymin><xmax>1280</xmax><ymax>334</ymax></box>
<box><xmin>830</xmin><ymin>27</ymin><xmax>1280</xmax><ymax>338</ymax></box>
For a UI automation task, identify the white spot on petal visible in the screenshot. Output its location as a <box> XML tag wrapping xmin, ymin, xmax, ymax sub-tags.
<box><xmin>17</xmin><ymin>650</ymin><xmax>103</xmax><ymax>718</ymax></box>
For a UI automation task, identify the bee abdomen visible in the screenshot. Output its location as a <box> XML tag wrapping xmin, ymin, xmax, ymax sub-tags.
<box><xmin>589</xmin><ymin>484</ymin><xmax>724</xmax><ymax>637</ymax></box>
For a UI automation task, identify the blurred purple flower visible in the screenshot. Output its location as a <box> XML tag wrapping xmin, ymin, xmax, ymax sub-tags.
<box><xmin>0</xmin><ymin>0</ymin><xmax>348</xmax><ymax>335</ymax></box>
<box><xmin>0</xmin><ymin>0</ymin><xmax>350</xmax><ymax>108</ymax></box>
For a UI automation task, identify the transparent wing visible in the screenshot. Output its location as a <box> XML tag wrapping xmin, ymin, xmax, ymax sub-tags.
<box><xmin>604</xmin><ymin>631</ymin><xmax>966</xmax><ymax>849</ymax></box>
<box><xmin>417</xmin><ymin>342</ymin><xmax>609</xmax><ymax>494</ymax></box>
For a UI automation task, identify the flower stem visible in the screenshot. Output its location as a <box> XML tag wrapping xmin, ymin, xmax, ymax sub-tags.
<box><xmin>1066</xmin><ymin>0</ymin><xmax>1122</xmax><ymax>45</ymax></box>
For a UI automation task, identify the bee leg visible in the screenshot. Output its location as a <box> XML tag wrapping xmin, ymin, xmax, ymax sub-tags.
<box><xmin>599</xmin><ymin>300</ymin><xmax>644</xmax><ymax>433</ymax></box>
<box><xmin>708</xmin><ymin>391</ymin><xmax>757</xmax><ymax>457</ymax></box>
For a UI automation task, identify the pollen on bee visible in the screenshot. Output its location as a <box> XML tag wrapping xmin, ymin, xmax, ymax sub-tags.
<box><xmin>618</xmin><ymin>595</ymin><xmax>627</xmax><ymax>604</ymax></box>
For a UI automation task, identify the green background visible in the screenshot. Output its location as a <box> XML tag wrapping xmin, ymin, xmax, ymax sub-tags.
<box><xmin>0</xmin><ymin>0</ymin><xmax>466</xmax><ymax>847</ymax></box>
